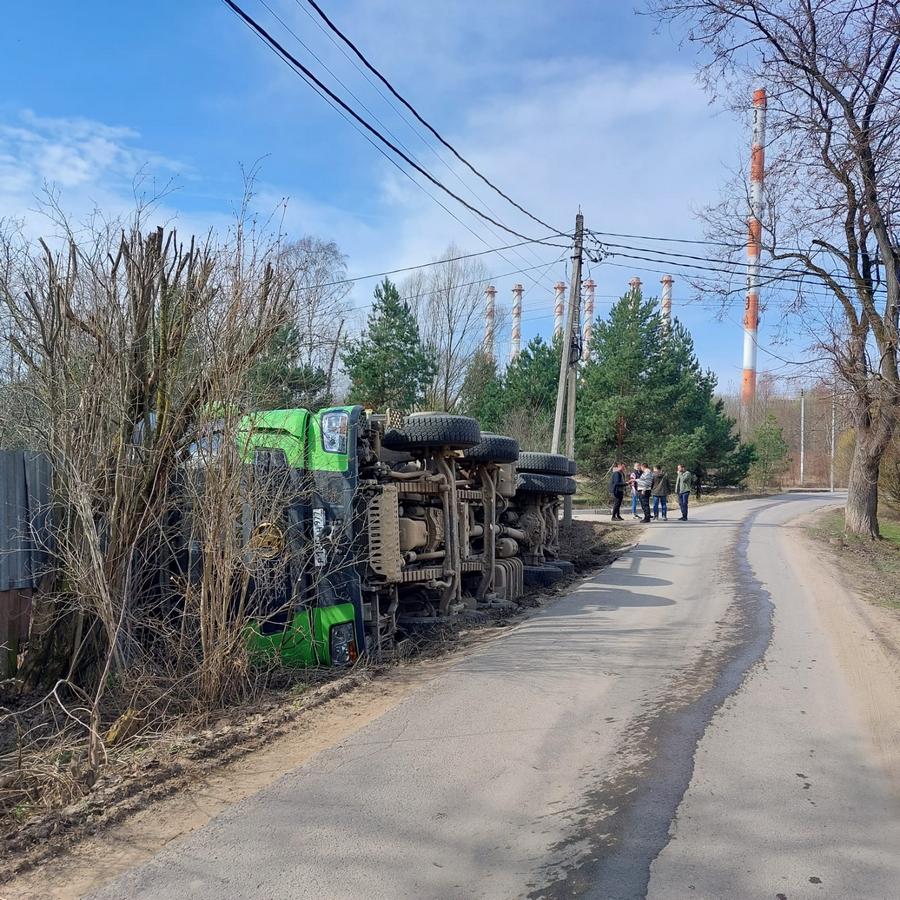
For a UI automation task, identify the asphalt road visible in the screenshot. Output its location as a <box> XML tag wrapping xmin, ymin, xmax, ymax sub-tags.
<box><xmin>91</xmin><ymin>495</ymin><xmax>900</xmax><ymax>900</ymax></box>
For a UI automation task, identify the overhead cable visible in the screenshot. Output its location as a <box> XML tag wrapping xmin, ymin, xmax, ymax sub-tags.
<box><xmin>296</xmin><ymin>0</ymin><xmax>567</xmax><ymax>238</ymax></box>
<box><xmin>222</xmin><ymin>0</ymin><xmax>545</xmax><ymax>242</ymax></box>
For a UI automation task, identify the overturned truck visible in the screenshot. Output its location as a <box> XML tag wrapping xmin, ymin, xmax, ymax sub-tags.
<box><xmin>179</xmin><ymin>406</ymin><xmax>577</xmax><ymax>665</ymax></box>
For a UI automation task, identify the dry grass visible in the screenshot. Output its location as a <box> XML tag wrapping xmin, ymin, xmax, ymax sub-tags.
<box><xmin>807</xmin><ymin>508</ymin><xmax>900</xmax><ymax>613</ymax></box>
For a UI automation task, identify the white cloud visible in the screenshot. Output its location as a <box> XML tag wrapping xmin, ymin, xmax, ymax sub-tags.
<box><xmin>0</xmin><ymin>110</ymin><xmax>186</xmax><ymax>236</ymax></box>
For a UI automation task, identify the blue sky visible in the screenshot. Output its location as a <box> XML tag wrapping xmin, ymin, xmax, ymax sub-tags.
<box><xmin>0</xmin><ymin>0</ymin><xmax>819</xmax><ymax>393</ymax></box>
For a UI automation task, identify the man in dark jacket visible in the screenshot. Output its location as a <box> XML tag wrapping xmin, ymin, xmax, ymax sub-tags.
<box><xmin>608</xmin><ymin>462</ymin><xmax>625</xmax><ymax>521</ymax></box>
<box><xmin>651</xmin><ymin>465</ymin><xmax>671</xmax><ymax>520</ymax></box>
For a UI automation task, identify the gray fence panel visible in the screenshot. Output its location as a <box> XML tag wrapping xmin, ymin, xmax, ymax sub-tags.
<box><xmin>0</xmin><ymin>450</ymin><xmax>52</xmax><ymax>592</ymax></box>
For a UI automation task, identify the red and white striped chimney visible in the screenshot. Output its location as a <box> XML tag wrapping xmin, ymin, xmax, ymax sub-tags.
<box><xmin>510</xmin><ymin>283</ymin><xmax>523</xmax><ymax>362</ymax></box>
<box><xmin>582</xmin><ymin>278</ymin><xmax>596</xmax><ymax>361</ymax></box>
<box><xmin>742</xmin><ymin>87</ymin><xmax>767</xmax><ymax>409</ymax></box>
<box><xmin>629</xmin><ymin>276</ymin><xmax>642</xmax><ymax>294</ymax></box>
<box><xmin>553</xmin><ymin>281</ymin><xmax>566</xmax><ymax>341</ymax></box>
<box><xmin>484</xmin><ymin>285</ymin><xmax>496</xmax><ymax>359</ymax></box>
<box><xmin>661</xmin><ymin>274</ymin><xmax>673</xmax><ymax>324</ymax></box>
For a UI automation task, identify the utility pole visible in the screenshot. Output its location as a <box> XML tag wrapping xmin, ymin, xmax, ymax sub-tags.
<box><xmin>551</xmin><ymin>212</ymin><xmax>584</xmax><ymax>526</ymax></box>
<box><xmin>799</xmin><ymin>389</ymin><xmax>806</xmax><ymax>486</ymax></box>
<box><xmin>830</xmin><ymin>384</ymin><xmax>836</xmax><ymax>493</ymax></box>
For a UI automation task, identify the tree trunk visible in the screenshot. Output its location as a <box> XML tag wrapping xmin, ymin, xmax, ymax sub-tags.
<box><xmin>845</xmin><ymin>433</ymin><xmax>881</xmax><ymax>538</ymax></box>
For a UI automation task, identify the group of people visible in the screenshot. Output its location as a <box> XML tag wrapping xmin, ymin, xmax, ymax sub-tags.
<box><xmin>608</xmin><ymin>462</ymin><xmax>694</xmax><ymax>523</ymax></box>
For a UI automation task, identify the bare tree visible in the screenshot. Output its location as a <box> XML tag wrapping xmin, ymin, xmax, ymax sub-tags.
<box><xmin>280</xmin><ymin>236</ymin><xmax>352</xmax><ymax>395</ymax></box>
<box><xmin>649</xmin><ymin>0</ymin><xmax>900</xmax><ymax>537</ymax></box>
<box><xmin>0</xmin><ymin>197</ymin><xmax>294</xmax><ymax>777</ymax></box>
<box><xmin>402</xmin><ymin>245</ymin><xmax>498</xmax><ymax>411</ymax></box>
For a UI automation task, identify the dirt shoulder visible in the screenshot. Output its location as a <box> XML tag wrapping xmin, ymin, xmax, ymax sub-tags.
<box><xmin>805</xmin><ymin>506</ymin><xmax>900</xmax><ymax>613</ymax></box>
<box><xmin>788</xmin><ymin>506</ymin><xmax>900</xmax><ymax>790</ymax></box>
<box><xmin>1</xmin><ymin>521</ymin><xmax>630</xmax><ymax>898</ymax></box>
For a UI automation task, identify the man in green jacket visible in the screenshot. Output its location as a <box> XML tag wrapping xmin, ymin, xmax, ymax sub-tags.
<box><xmin>675</xmin><ymin>464</ymin><xmax>693</xmax><ymax>521</ymax></box>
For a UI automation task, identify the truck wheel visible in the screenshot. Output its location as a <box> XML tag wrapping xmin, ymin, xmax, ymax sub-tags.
<box><xmin>517</xmin><ymin>451</ymin><xmax>573</xmax><ymax>476</ymax></box>
<box><xmin>515</xmin><ymin>472</ymin><xmax>577</xmax><ymax>496</ymax></box>
<box><xmin>462</xmin><ymin>433</ymin><xmax>519</xmax><ymax>464</ymax></box>
<box><xmin>547</xmin><ymin>560</ymin><xmax>575</xmax><ymax>576</ymax></box>
<box><xmin>523</xmin><ymin>564</ymin><xmax>563</xmax><ymax>587</ymax></box>
<box><xmin>383</xmin><ymin>413</ymin><xmax>481</xmax><ymax>451</ymax></box>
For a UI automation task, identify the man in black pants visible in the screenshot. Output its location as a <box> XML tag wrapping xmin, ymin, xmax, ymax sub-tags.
<box><xmin>608</xmin><ymin>462</ymin><xmax>626</xmax><ymax>521</ymax></box>
<box><xmin>636</xmin><ymin>463</ymin><xmax>654</xmax><ymax>523</ymax></box>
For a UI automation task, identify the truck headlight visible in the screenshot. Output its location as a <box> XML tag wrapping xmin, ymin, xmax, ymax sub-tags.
<box><xmin>321</xmin><ymin>411</ymin><xmax>349</xmax><ymax>454</ymax></box>
<box><xmin>329</xmin><ymin>622</ymin><xmax>356</xmax><ymax>666</ymax></box>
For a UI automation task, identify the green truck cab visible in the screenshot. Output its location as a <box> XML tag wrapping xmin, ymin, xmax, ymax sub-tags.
<box><xmin>233</xmin><ymin>406</ymin><xmax>360</xmax><ymax>668</ymax></box>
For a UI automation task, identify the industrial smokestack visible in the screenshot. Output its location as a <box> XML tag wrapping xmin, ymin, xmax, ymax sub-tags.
<box><xmin>629</xmin><ymin>276</ymin><xmax>642</xmax><ymax>294</ymax></box>
<box><xmin>742</xmin><ymin>87</ymin><xmax>767</xmax><ymax>413</ymax></box>
<box><xmin>553</xmin><ymin>281</ymin><xmax>566</xmax><ymax>341</ymax></box>
<box><xmin>510</xmin><ymin>283</ymin><xmax>523</xmax><ymax>362</ymax></box>
<box><xmin>582</xmin><ymin>278</ymin><xmax>596</xmax><ymax>361</ymax></box>
<box><xmin>484</xmin><ymin>285</ymin><xmax>496</xmax><ymax>359</ymax></box>
<box><xmin>661</xmin><ymin>274</ymin><xmax>673</xmax><ymax>324</ymax></box>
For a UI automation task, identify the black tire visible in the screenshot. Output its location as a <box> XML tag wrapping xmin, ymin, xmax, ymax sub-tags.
<box><xmin>547</xmin><ymin>560</ymin><xmax>575</xmax><ymax>576</ymax></box>
<box><xmin>517</xmin><ymin>451</ymin><xmax>571</xmax><ymax>476</ymax></box>
<box><xmin>515</xmin><ymin>472</ymin><xmax>577</xmax><ymax>496</ymax></box>
<box><xmin>462</xmin><ymin>433</ymin><xmax>519</xmax><ymax>465</ymax></box>
<box><xmin>523</xmin><ymin>564</ymin><xmax>563</xmax><ymax>587</ymax></box>
<box><xmin>383</xmin><ymin>413</ymin><xmax>481</xmax><ymax>451</ymax></box>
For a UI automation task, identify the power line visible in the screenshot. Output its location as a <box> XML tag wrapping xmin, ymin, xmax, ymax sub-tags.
<box><xmin>222</xmin><ymin>0</ymin><xmax>544</xmax><ymax>243</ymax></box>
<box><xmin>225</xmin><ymin>0</ymin><xmax>572</xmax><ymax>310</ymax></box>
<box><xmin>256</xmin><ymin>0</ymin><xmax>564</xmax><ymax>301</ymax></box>
<box><xmin>594</xmin><ymin>260</ymin><xmax>853</xmax><ymax>310</ymax></box>
<box><xmin>295</xmin><ymin>233</ymin><xmax>570</xmax><ymax>291</ymax></box>
<box><xmin>587</xmin><ymin>232</ymin><xmax>887</xmax><ymax>302</ymax></box>
<box><xmin>233</xmin><ymin>10</ymin><xmax>503</xmax><ymax>254</ymax></box>
<box><xmin>282</xmin><ymin>0</ymin><xmax>567</xmax><ymax>299</ymax></box>
<box><xmin>596</xmin><ymin>252</ymin><xmax>864</xmax><ymax>301</ymax></box>
<box><xmin>587</xmin><ymin>228</ymin><xmax>846</xmax><ymax>257</ymax></box>
<box><xmin>296</xmin><ymin>0</ymin><xmax>566</xmax><ymax>239</ymax></box>
<box><xmin>322</xmin><ymin>249</ymin><xmax>570</xmax><ymax>317</ymax></box>
<box><xmin>593</xmin><ymin>238</ymin><xmax>877</xmax><ymax>291</ymax></box>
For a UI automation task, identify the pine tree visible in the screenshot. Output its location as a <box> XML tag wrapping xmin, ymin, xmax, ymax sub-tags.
<box><xmin>499</xmin><ymin>336</ymin><xmax>561</xmax><ymax>449</ymax></box>
<box><xmin>654</xmin><ymin>321</ymin><xmax>755</xmax><ymax>487</ymax></box>
<box><xmin>748</xmin><ymin>413</ymin><xmax>790</xmax><ymax>489</ymax></box>
<box><xmin>577</xmin><ymin>291</ymin><xmax>660</xmax><ymax>468</ymax></box>
<box><xmin>459</xmin><ymin>350</ymin><xmax>505</xmax><ymax>431</ymax></box>
<box><xmin>248</xmin><ymin>325</ymin><xmax>330</xmax><ymax>409</ymax></box>
<box><xmin>577</xmin><ymin>290</ymin><xmax>754</xmax><ymax>486</ymax></box>
<box><xmin>503</xmin><ymin>336</ymin><xmax>560</xmax><ymax>418</ymax></box>
<box><xmin>342</xmin><ymin>278</ymin><xmax>436</xmax><ymax>410</ymax></box>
